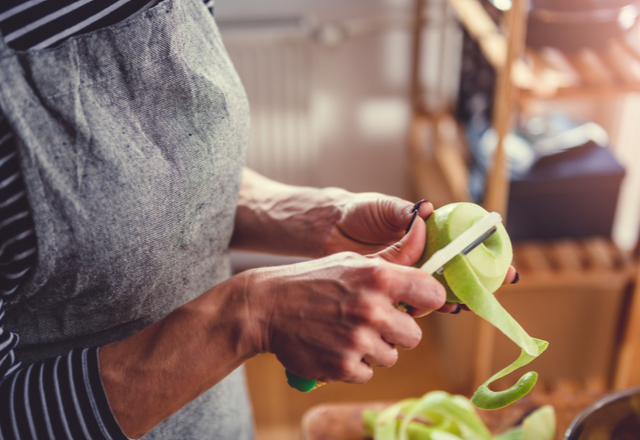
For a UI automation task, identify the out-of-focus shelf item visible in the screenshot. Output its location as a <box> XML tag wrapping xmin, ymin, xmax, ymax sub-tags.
<box><xmin>300</xmin><ymin>391</ymin><xmax>606</xmax><ymax>440</ymax></box>
<box><xmin>407</xmin><ymin>112</ymin><xmax>473</xmax><ymax>208</ymax></box>
<box><xmin>506</xmin><ymin>141</ymin><xmax>626</xmax><ymax>241</ymax></box>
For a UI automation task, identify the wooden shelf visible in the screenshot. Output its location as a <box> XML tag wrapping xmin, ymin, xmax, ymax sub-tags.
<box><xmin>511</xmin><ymin>237</ymin><xmax>636</xmax><ymax>292</ymax></box>
<box><xmin>447</xmin><ymin>0</ymin><xmax>640</xmax><ymax>101</ymax></box>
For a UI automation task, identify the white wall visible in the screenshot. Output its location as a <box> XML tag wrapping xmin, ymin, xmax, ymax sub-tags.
<box><xmin>216</xmin><ymin>0</ymin><xmax>420</xmax><ymax>198</ymax></box>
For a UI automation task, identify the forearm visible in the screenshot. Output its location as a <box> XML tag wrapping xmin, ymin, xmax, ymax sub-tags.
<box><xmin>230</xmin><ymin>168</ymin><xmax>349</xmax><ymax>258</ymax></box>
<box><xmin>98</xmin><ymin>273</ymin><xmax>258</xmax><ymax>439</ymax></box>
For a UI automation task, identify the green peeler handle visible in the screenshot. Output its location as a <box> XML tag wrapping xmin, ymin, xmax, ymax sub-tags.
<box><xmin>285</xmin><ymin>369</ymin><xmax>323</xmax><ymax>392</ymax></box>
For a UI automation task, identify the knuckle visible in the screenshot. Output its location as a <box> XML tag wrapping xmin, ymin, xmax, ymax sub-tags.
<box><xmin>368</xmin><ymin>264</ymin><xmax>392</xmax><ymax>290</ymax></box>
<box><xmin>341</xmin><ymin>250</ymin><xmax>361</xmax><ymax>262</ymax></box>
<box><xmin>354</xmin><ymin>259</ymin><xmax>388</xmax><ymax>289</ymax></box>
<box><xmin>349</xmin><ymin>328</ymin><xmax>371</xmax><ymax>352</ymax></box>
<box><xmin>352</xmin><ymin>301</ymin><xmax>386</xmax><ymax>325</ymax></box>
<box><xmin>334</xmin><ymin>357</ymin><xmax>356</xmax><ymax>379</ymax></box>
<box><xmin>339</xmin><ymin>328</ymin><xmax>364</xmax><ymax>353</ymax></box>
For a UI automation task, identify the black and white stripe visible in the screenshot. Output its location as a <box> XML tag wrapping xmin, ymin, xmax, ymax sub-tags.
<box><xmin>0</xmin><ymin>299</ymin><xmax>21</xmax><ymax>381</ymax></box>
<box><xmin>0</xmin><ymin>0</ymin><xmax>216</xmax><ymax>438</ymax></box>
<box><xmin>0</xmin><ymin>348</ymin><xmax>128</xmax><ymax>440</ymax></box>
<box><xmin>0</xmin><ymin>0</ymin><xmax>215</xmax><ymax>51</ymax></box>
<box><xmin>0</xmin><ymin>120</ymin><xmax>37</xmax><ymax>300</ymax></box>
<box><xmin>0</xmin><ymin>0</ymin><xmax>160</xmax><ymax>50</ymax></box>
<box><xmin>0</xmin><ymin>113</ymin><xmax>37</xmax><ymax>405</ymax></box>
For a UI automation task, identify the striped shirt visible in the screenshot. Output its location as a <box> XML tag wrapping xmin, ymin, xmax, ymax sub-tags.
<box><xmin>0</xmin><ymin>1</ymin><xmax>215</xmax><ymax>438</ymax></box>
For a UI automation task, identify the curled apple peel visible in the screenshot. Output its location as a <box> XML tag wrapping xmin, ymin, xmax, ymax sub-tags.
<box><xmin>364</xmin><ymin>390</ymin><xmax>556</xmax><ymax>440</ymax></box>
<box><xmin>418</xmin><ymin>202</ymin><xmax>548</xmax><ymax>410</ymax></box>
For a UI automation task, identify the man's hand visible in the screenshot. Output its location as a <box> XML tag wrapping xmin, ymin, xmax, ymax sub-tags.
<box><xmin>231</xmin><ymin>168</ymin><xmax>433</xmax><ymax>260</ymax></box>
<box><xmin>321</xmin><ymin>194</ymin><xmax>434</xmax><ymax>260</ymax></box>
<box><xmin>242</xmin><ymin>218</ymin><xmax>446</xmax><ymax>384</ymax></box>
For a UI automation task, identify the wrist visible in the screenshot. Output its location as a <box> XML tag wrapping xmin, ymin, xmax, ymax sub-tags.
<box><xmin>198</xmin><ymin>269</ymin><xmax>270</xmax><ymax>357</ymax></box>
<box><xmin>232</xmin><ymin>179</ymin><xmax>352</xmax><ymax>258</ymax></box>
<box><xmin>234</xmin><ymin>267</ymin><xmax>279</xmax><ymax>355</ymax></box>
<box><xmin>99</xmin><ymin>275</ymin><xmax>258</xmax><ymax>437</ymax></box>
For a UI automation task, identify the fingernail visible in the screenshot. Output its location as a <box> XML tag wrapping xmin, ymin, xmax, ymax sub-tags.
<box><xmin>412</xmin><ymin>199</ymin><xmax>429</xmax><ymax>213</ymax></box>
<box><xmin>405</xmin><ymin>210</ymin><xmax>419</xmax><ymax>234</ymax></box>
<box><xmin>511</xmin><ymin>272</ymin><xmax>521</xmax><ymax>284</ymax></box>
<box><xmin>450</xmin><ymin>304</ymin><xmax>461</xmax><ymax>315</ymax></box>
<box><xmin>405</xmin><ymin>199</ymin><xmax>429</xmax><ymax>234</ymax></box>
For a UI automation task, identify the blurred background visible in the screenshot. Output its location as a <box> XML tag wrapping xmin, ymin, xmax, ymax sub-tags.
<box><xmin>214</xmin><ymin>0</ymin><xmax>640</xmax><ymax>438</ymax></box>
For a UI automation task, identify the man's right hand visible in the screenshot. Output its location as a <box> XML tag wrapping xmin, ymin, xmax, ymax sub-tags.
<box><xmin>241</xmin><ymin>218</ymin><xmax>446</xmax><ymax>385</ymax></box>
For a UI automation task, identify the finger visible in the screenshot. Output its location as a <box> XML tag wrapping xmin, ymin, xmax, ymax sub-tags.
<box><xmin>376</xmin><ymin>307</ymin><xmax>423</xmax><ymax>349</ymax></box>
<box><xmin>404</xmin><ymin>199</ymin><xmax>432</xmax><ymax>234</ymax></box>
<box><xmin>384</xmin><ymin>266</ymin><xmax>447</xmax><ymax>313</ymax></box>
<box><xmin>415</xmin><ymin>199</ymin><xmax>434</xmax><ymax>221</ymax></box>
<box><xmin>404</xmin><ymin>300</ymin><xmax>448</xmax><ymax>318</ymax></box>
<box><xmin>362</xmin><ymin>338</ymin><xmax>399</xmax><ymax>368</ymax></box>
<box><xmin>503</xmin><ymin>265</ymin><xmax>520</xmax><ymax>285</ymax></box>
<box><xmin>374</xmin><ymin>216</ymin><xmax>427</xmax><ymax>267</ymax></box>
<box><xmin>435</xmin><ymin>302</ymin><xmax>460</xmax><ymax>314</ymax></box>
<box><xmin>405</xmin><ymin>209</ymin><xmax>420</xmax><ymax>235</ymax></box>
<box><xmin>342</xmin><ymin>358</ymin><xmax>374</xmax><ymax>384</ymax></box>
<box><xmin>382</xmin><ymin>198</ymin><xmax>430</xmax><ymax>233</ymax></box>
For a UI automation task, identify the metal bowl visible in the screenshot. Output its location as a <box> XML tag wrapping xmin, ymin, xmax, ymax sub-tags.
<box><xmin>565</xmin><ymin>387</ymin><xmax>640</xmax><ymax>439</ymax></box>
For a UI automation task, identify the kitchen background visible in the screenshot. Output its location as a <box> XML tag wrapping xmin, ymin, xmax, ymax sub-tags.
<box><xmin>213</xmin><ymin>0</ymin><xmax>640</xmax><ymax>438</ymax></box>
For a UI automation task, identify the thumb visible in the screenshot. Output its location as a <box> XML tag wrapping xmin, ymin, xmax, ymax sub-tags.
<box><xmin>373</xmin><ymin>213</ymin><xmax>427</xmax><ymax>266</ymax></box>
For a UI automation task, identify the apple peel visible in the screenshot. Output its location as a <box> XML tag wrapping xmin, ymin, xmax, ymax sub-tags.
<box><xmin>421</xmin><ymin>202</ymin><xmax>549</xmax><ymax>410</ymax></box>
<box><xmin>364</xmin><ymin>390</ymin><xmax>556</xmax><ymax>440</ymax></box>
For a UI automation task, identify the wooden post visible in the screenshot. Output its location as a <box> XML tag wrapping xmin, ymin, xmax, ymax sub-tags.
<box><xmin>482</xmin><ymin>0</ymin><xmax>528</xmax><ymax>216</ymax></box>
<box><xmin>474</xmin><ymin>0</ymin><xmax>529</xmax><ymax>390</ymax></box>
<box><xmin>613</xmin><ymin>268</ymin><xmax>640</xmax><ymax>390</ymax></box>
<box><xmin>410</xmin><ymin>0</ymin><xmax>428</xmax><ymax>114</ymax></box>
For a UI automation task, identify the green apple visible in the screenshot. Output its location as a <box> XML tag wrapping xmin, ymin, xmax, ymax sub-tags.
<box><xmin>417</xmin><ymin>202</ymin><xmax>513</xmax><ymax>303</ymax></box>
<box><xmin>416</xmin><ymin>202</ymin><xmax>548</xmax><ymax>411</ymax></box>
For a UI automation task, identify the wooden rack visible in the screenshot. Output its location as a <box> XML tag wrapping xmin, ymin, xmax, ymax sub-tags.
<box><xmin>448</xmin><ymin>0</ymin><xmax>640</xmax><ymax>101</ymax></box>
<box><xmin>511</xmin><ymin>238</ymin><xmax>635</xmax><ymax>292</ymax></box>
<box><xmin>408</xmin><ymin>0</ymin><xmax>640</xmax><ymax>392</ymax></box>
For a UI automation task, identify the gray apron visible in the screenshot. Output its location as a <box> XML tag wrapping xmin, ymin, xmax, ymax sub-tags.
<box><xmin>0</xmin><ymin>0</ymin><xmax>254</xmax><ymax>438</ymax></box>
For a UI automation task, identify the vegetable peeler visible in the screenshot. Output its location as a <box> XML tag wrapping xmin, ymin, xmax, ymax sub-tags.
<box><xmin>286</xmin><ymin>211</ymin><xmax>503</xmax><ymax>392</ymax></box>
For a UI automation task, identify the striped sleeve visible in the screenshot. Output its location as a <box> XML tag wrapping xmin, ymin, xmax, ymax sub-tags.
<box><xmin>0</xmin><ymin>346</ymin><xmax>129</xmax><ymax>440</ymax></box>
<box><xmin>0</xmin><ymin>0</ymin><xmax>161</xmax><ymax>51</ymax></box>
<box><xmin>0</xmin><ymin>301</ymin><xmax>21</xmax><ymax>381</ymax></box>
